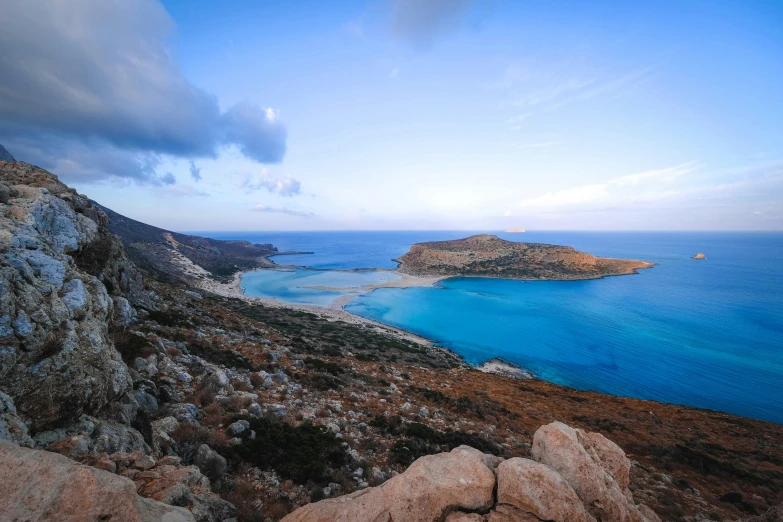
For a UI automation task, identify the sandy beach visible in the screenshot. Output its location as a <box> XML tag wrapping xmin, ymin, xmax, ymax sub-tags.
<box><xmin>197</xmin><ymin>268</ymin><xmax>441</xmax><ymax>347</ymax></box>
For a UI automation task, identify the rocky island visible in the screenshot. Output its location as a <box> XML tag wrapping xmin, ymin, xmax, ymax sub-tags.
<box><xmin>396</xmin><ymin>234</ymin><xmax>653</xmax><ymax>280</ymax></box>
<box><xmin>1</xmin><ymin>154</ymin><xmax>782</xmax><ymax>522</ymax></box>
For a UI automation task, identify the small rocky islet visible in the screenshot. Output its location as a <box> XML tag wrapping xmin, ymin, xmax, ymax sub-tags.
<box><xmin>1</xmin><ymin>156</ymin><xmax>782</xmax><ymax>521</ymax></box>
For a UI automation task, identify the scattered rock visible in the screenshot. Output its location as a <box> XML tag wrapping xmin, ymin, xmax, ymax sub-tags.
<box><xmin>228</xmin><ymin>420</ymin><xmax>250</xmax><ymax>435</ymax></box>
<box><xmin>169</xmin><ymin>403</ymin><xmax>199</xmax><ymax>424</ymax></box>
<box><xmin>194</xmin><ymin>444</ymin><xmax>227</xmax><ymax>481</ymax></box>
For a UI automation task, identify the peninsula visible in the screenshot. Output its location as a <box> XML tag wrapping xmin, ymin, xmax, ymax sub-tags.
<box><xmin>396</xmin><ymin>234</ymin><xmax>653</xmax><ymax>280</ymax></box>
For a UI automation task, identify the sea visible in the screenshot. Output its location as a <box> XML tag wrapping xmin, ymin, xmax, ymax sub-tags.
<box><xmin>196</xmin><ymin>231</ymin><xmax>783</xmax><ymax>424</ymax></box>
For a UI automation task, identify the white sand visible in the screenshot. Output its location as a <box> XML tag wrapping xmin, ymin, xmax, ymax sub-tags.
<box><xmin>197</xmin><ymin>269</ymin><xmax>438</xmax><ymax>346</ymax></box>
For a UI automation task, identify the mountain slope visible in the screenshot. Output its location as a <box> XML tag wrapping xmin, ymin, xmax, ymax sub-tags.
<box><xmin>0</xmin><ymin>144</ymin><xmax>15</xmax><ymax>163</ymax></box>
<box><xmin>94</xmin><ymin>202</ymin><xmax>277</xmax><ymax>283</ymax></box>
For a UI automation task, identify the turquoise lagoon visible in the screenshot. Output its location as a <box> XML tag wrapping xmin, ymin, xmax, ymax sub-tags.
<box><xmin>241</xmin><ymin>268</ymin><xmax>400</xmax><ymax>307</ymax></box>
<box><xmin>198</xmin><ymin>231</ymin><xmax>783</xmax><ymax>423</ymax></box>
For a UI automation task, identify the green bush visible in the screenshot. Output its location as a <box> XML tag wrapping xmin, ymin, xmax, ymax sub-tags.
<box><xmin>389</xmin><ymin>422</ymin><xmax>500</xmax><ymax>467</ymax></box>
<box><xmin>228</xmin><ymin>418</ymin><xmax>347</xmax><ymax>484</ymax></box>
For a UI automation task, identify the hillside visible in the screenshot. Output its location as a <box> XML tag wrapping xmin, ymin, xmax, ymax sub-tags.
<box><xmin>94</xmin><ymin>202</ymin><xmax>277</xmax><ymax>283</ymax></box>
<box><xmin>397</xmin><ymin>234</ymin><xmax>653</xmax><ymax>280</ymax></box>
<box><xmin>1</xmin><ymin>159</ymin><xmax>782</xmax><ymax>522</ymax></box>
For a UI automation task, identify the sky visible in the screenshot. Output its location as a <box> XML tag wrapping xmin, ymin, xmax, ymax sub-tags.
<box><xmin>1</xmin><ymin>0</ymin><xmax>782</xmax><ymax>231</ymax></box>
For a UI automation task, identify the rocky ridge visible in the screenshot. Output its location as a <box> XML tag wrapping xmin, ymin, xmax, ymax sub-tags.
<box><xmin>95</xmin><ymin>201</ymin><xmax>278</xmax><ymax>283</ymax></box>
<box><xmin>396</xmin><ymin>234</ymin><xmax>653</xmax><ymax>280</ymax></box>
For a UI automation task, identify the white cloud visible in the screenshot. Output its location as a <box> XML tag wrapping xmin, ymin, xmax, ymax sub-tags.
<box><xmin>518</xmin><ymin>162</ymin><xmax>698</xmax><ymax>210</ymax></box>
<box><xmin>241</xmin><ymin>171</ymin><xmax>302</xmax><ymax>197</ymax></box>
<box><xmin>251</xmin><ymin>204</ymin><xmax>315</xmax><ymax>218</ymax></box>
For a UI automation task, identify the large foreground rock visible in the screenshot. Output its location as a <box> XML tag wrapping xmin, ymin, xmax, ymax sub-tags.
<box><xmin>532</xmin><ymin>422</ymin><xmax>660</xmax><ymax>522</ymax></box>
<box><xmin>0</xmin><ymin>440</ymin><xmax>195</xmax><ymax>522</ymax></box>
<box><xmin>282</xmin><ymin>422</ymin><xmax>660</xmax><ymax>522</ymax></box>
<box><xmin>496</xmin><ymin>457</ymin><xmax>595</xmax><ymax>522</ymax></box>
<box><xmin>281</xmin><ymin>445</ymin><xmax>496</xmax><ymax>521</ymax></box>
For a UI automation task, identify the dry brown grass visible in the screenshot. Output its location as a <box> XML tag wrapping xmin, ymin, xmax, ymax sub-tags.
<box><xmin>225</xmin><ymin>395</ymin><xmax>253</xmax><ymax>412</ymax></box>
<box><xmin>234</xmin><ymin>381</ymin><xmax>253</xmax><ymax>392</ymax></box>
<box><xmin>202</xmin><ymin>402</ymin><xmax>226</xmax><ymax>426</ymax></box>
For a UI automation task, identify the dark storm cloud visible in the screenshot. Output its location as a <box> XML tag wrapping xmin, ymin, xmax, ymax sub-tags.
<box><xmin>0</xmin><ymin>0</ymin><xmax>287</xmax><ymax>183</ymax></box>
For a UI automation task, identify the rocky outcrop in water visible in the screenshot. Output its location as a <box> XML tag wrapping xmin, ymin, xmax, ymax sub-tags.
<box><xmin>281</xmin><ymin>421</ymin><xmax>661</xmax><ymax>522</ymax></box>
<box><xmin>396</xmin><ymin>234</ymin><xmax>653</xmax><ymax>280</ymax></box>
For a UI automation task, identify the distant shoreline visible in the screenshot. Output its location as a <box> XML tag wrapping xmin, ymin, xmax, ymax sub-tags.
<box><xmin>198</xmin><ymin>265</ymin><xmax>441</xmax><ymax>348</ymax></box>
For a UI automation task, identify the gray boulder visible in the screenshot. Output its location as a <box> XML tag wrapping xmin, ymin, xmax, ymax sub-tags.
<box><xmin>194</xmin><ymin>443</ymin><xmax>227</xmax><ymax>481</ymax></box>
<box><xmin>169</xmin><ymin>403</ymin><xmax>199</xmax><ymax>424</ymax></box>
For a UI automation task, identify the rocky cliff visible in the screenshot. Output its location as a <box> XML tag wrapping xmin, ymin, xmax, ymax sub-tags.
<box><xmin>0</xmin><ymin>161</ymin><xmax>154</xmax><ymax>433</ymax></box>
<box><xmin>397</xmin><ymin>234</ymin><xmax>653</xmax><ymax>280</ymax></box>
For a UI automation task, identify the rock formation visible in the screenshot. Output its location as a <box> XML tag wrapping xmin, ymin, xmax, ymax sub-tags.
<box><xmin>0</xmin><ymin>161</ymin><xmax>152</xmax><ymax>431</ymax></box>
<box><xmin>281</xmin><ymin>421</ymin><xmax>661</xmax><ymax>522</ymax></box>
<box><xmin>396</xmin><ymin>234</ymin><xmax>653</xmax><ymax>280</ymax></box>
<box><xmin>0</xmin><ymin>440</ymin><xmax>196</xmax><ymax>522</ymax></box>
<box><xmin>693</xmin><ymin>253</ymin><xmax>706</xmax><ymax>259</ymax></box>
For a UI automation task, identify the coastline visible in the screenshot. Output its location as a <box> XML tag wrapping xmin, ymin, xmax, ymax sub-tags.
<box><xmin>198</xmin><ymin>263</ymin><xmax>545</xmax><ymax>379</ymax></box>
<box><xmin>197</xmin><ymin>268</ymin><xmax>441</xmax><ymax>348</ymax></box>
<box><xmin>197</xmin><ymin>254</ymin><xmax>654</xmax><ymax>380</ymax></box>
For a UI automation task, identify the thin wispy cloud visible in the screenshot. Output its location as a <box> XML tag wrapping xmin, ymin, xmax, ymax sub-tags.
<box><xmin>516</xmin><ymin>162</ymin><xmax>698</xmax><ymax>210</ymax></box>
<box><xmin>498</xmin><ymin>60</ymin><xmax>660</xmax><ymax>131</ymax></box>
<box><xmin>189</xmin><ymin>161</ymin><xmax>202</xmax><ymax>182</ymax></box>
<box><xmin>519</xmin><ymin>141</ymin><xmax>557</xmax><ymax>149</ymax></box>
<box><xmin>241</xmin><ymin>171</ymin><xmax>302</xmax><ymax>197</ymax></box>
<box><xmin>161</xmin><ymin>184</ymin><xmax>209</xmax><ymax>197</ymax></box>
<box><xmin>252</xmin><ymin>204</ymin><xmax>315</xmax><ymax>218</ymax></box>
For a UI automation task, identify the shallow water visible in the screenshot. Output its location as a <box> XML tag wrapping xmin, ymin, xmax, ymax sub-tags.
<box><xmin>198</xmin><ymin>230</ymin><xmax>783</xmax><ymax>423</ymax></box>
<box><xmin>240</xmin><ymin>268</ymin><xmax>400</xmax><ymax>306</ymax></box>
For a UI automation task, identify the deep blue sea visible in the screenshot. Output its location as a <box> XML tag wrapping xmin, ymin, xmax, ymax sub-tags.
<box><xmin>196</xmin><ymin>231</ymin><xmax>783</xmax><ymax>423</ymax></box>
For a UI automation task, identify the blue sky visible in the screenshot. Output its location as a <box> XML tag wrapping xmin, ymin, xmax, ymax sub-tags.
<box><xmin>1</xmin><ymin>0</ymin><xmax>781</xmax><ymax>230</ymax></box>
